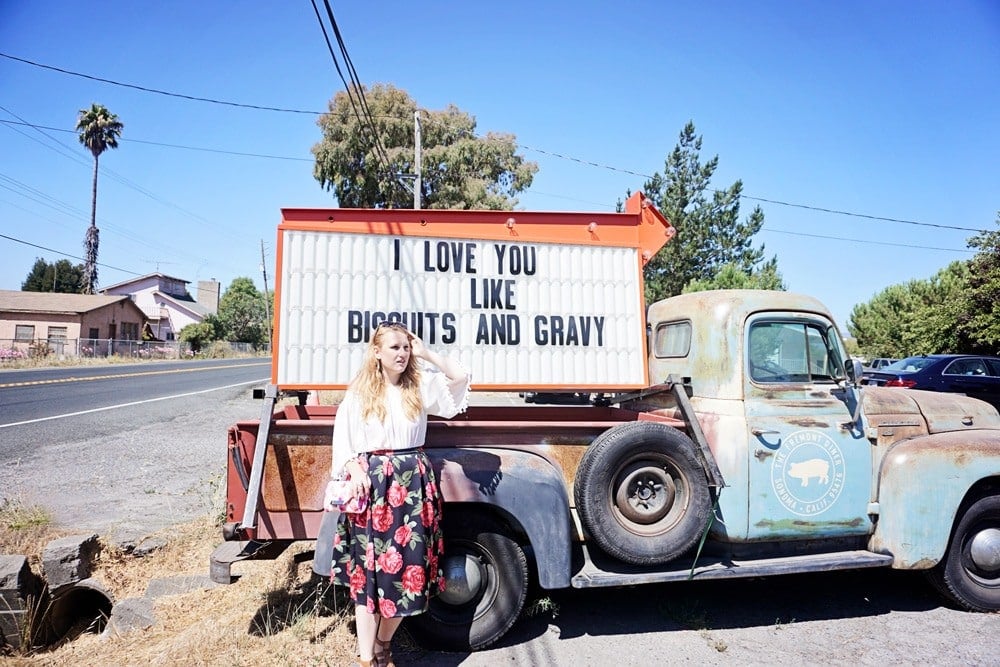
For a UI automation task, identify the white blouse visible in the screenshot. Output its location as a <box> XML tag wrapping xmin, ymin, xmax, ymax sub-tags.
<box><xmin>331</xmin><ymin>364</ymin><xmax>471</xmax><ymax>476</ymax></box>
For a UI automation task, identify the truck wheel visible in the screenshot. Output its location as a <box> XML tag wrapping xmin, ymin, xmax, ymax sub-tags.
<box><xmin>574</xmin><ymin>421</ymin><xmax>711</xmax><ymax>566</ymax></box>
<box><xmin>926</xmin><ymin>494</ymin><xmax>1000</xmax><ymax>611</ymax></box>
<box><xmin>406</xmin><ymin>513</ymin><xmax>529</xmax><ymax>651</ymax></box>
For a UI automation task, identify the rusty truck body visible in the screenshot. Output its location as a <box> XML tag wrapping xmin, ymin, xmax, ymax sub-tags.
<box><xmin>214</xmin><ymin>197</ymin><xmax>1000</xmax><ymax>651</ymax></box>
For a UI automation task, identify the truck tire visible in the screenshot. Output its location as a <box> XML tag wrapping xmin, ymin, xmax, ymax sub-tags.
<box><xmin>926</xmin><ymin>494</ymin><xmax>1000</xmax><ymax>611</ymax></box>
<box><xmin>406</xmin><ymin>513</ymin><xmax>529</xmax><ymax>651</ymax></box>
<box><xmin>574</xmin><ymin>421</ymin><xmax>712</xmax><ymax>566</ymax></box>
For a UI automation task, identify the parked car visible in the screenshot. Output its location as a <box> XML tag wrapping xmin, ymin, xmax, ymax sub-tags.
<box><xmin>862</xmin><ymin>354</ymin><xmax>1000</xmax><ymax>410</ymax></box>
<box><xmin>864</xmin><ymin>357</ymin><xmax>899</xmax><ymax>371</ymax></box>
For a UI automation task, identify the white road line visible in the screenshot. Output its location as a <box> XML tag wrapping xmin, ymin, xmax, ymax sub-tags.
<box><xmin>0</xmin><ymin>378</ymin><xmax>268</xmax><ymax>429</ymax></box>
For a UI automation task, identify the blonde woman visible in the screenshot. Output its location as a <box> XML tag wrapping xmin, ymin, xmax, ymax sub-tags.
<box><xmin>330</xmin><ymin>321</ymin><xmax>470</xmax><ymax>667</ymax></box>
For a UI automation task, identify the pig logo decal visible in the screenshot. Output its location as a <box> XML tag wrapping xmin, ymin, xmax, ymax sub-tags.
<box><xmin>771</xmin><ymin>430</ymin><xmax>845</xmax><ymax>516</ymax></box>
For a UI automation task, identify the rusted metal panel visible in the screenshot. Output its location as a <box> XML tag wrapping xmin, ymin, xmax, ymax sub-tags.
<box><xmin>870</xmin><ymin>430</ymin><xmax>1000</xmax><ymax>567</ymax></box>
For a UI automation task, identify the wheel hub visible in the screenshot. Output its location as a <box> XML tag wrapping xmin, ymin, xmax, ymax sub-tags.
<box><xmin>968</xmin><ymin>527</ymin><xmax>1000</xmax><ymax>573</ymax></box>
<box><xmin>615</xmin><ymin>464</ymin><xmax>677</xmax><ymax>524</ymax></box>
<box><xmin>437</xmin><ymin>553</ymin><xmax>483</xmax><ymax>606</ymax></box>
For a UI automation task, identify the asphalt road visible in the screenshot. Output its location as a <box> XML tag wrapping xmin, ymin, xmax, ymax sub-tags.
<box><xmin>0</xmin><ymin>358</ymin><xmax>271</xmax><ymax>541</ymax></box>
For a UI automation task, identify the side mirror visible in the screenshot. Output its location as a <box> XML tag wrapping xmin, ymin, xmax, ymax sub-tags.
<box><xmin>846</xmin><ymin>358</ymin><xmax>864</xmax><ymax>386</ymax></box>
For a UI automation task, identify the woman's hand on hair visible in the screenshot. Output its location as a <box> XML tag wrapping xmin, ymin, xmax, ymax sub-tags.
<box><xmin>409</xmin><ymin>334</ymin><xmax>427</xmax><ymax>360</ymax></box>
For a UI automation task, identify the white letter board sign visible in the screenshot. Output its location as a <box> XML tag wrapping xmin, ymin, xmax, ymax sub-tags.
<box><xmin>270</xmin><ymin>194</ymin><xmax>674</xmax><ymax>391</ymax></box>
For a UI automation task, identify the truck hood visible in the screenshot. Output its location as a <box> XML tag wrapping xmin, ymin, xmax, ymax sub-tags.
<box><xmin>862</xmin><ymin>387</ymin><xmax>1000</xmax><ymax>434</ymax></box>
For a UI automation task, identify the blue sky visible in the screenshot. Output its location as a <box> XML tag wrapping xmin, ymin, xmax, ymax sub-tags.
<box><xmin>1</xmin><ymin>1</ymin><xmax>997</xmax><ymax>332</ymax></box>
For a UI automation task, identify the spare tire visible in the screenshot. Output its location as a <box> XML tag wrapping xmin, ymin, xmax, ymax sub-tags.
<box><xmin>574</xmin><ymin>421</ymin><xmax>712</xmax><ymax>566</ymax></box>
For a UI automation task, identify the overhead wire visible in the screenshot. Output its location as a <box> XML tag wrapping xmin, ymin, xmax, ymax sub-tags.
<box><xmin>1</xmin><ymin>52</ymin><xmax>991</xmax><ymax>236</ymax></box>
<box><xmin>308</xmin><ymin>1</ymin><xmax>396</xmax><ymax>195</ymax></box>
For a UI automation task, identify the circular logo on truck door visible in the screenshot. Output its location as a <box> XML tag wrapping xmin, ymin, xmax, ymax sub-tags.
<box><xmin>770</xmin><ymin>429</ymin><xmax>845</xmax><ymax>516</ymax></box>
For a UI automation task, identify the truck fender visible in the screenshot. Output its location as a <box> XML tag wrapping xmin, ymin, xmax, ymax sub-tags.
<box><xmin>870</xmin><ymin>430</ymin><xmax>1000</xmax><ymax>568</ymax></box>
<box><xmin>426</xmin><ymin>446</ymin><xmax>572</xmax><ymax>589</ymax></box>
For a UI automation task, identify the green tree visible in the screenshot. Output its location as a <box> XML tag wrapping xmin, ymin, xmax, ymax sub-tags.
<box><xmin>179</xmin><ymin>318</ymin><xmax>220</xmax><ymax>354</ymax></box>
<box><xmin>313</xmin><ymin>83</ymin><xmax>537</xmax><ymax>209</ymax></box>
<box><xmin>958</xmin><ymin>212</ymin><xmax>1000</xmax><ymax>353</ymax></box>
<box><xmin>848</xmin><ymin>261</ymin><xmax>969</xmax><ymax>357</ymax></box>
<box><xmin>217</xmin><ymin>277</ymin><xmax>267</xmax><ymax>347</ymax></box>
<box><xmin>683</xmin><ymin>259</ymin><xmax>785</xmax><ymax>293</ymax></box>
<box><xmin>21</xmin><ymin>258</ymin><xmax>86</xmax><ymax>293</ymax></box>
<box><xmin>641</xmin><ymin>122</ymin><xmax>774</xmax><ymax>302</ymax></box>
<box><xmin>75</xmin><ymin>103</ymin><xmax>124</xmax><ymax>294</ymax></box>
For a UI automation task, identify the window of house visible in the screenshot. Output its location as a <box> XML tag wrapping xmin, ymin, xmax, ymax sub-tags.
<box><xmin>47</xmin><ymin>326</ymin><xmax>68</xmax><ymax>341</ymax></box>
<box><xmin>121</xmin><ymin>322</ymin><xmax>140</xmax><ymax>340</ymax></box>
<box><xmin>87</xmin><ymin>328</ymin><xmax>100</xmax><ymax>340</ymax></box>
<box><xmin>14</xmin><ymin>325</ymin><xmax>34</xmax><ymax>341</ymax></box>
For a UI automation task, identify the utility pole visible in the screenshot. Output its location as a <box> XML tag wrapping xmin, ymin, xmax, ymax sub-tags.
<box><xmin>414</xmin><ymin>110</ymin><xmax>422</xmax><ymax>209</ymax></box>
<box><xmin>260</xmin><ymin>239</ymin><xmax>272</xmax><ymax>351</ymax></box>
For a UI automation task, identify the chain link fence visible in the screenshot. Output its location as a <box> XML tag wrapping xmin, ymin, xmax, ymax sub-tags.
<box><xmin>0</xmin><ymin>338</ymin><xmax>259</xmax><ymax>362</ymax></box>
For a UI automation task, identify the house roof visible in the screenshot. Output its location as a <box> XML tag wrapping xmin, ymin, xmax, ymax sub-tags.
<box><xmin>100</xmin><ymin>272</ymin><xmax>190</xmax><ymax>292</ymax></box>
<box><xmin>0</xmin><ymin>289</ymin><xmax>135</xmax><ymax>315</ymax></box>
<box><xmin>156</xmin><ymin>290</ymin><xmax>211</xmax><ymax>318</ymax></box>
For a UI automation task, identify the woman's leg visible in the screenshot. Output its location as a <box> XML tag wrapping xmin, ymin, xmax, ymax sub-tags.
<box><xmin>354</xmin><ymin>606</ymin><xmax>379</xmax><ymax>662</ymax></box>
<box><xmin>374</xmin><ymin>616</ymin><xmax>402</xmax><ymax>667</ymax></box>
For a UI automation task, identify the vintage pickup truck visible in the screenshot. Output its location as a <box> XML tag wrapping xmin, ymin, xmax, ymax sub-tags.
<box><xmin>214</xmin><ymin>202</ymin><xmax>1000</xmax><ymax>651</ymax></box>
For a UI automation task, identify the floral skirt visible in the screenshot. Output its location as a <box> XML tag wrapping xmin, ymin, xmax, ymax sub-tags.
<box><xmin>331</xmin><ymin>448</ymin><xmax>445</xmax><ymax>618</ymax></box>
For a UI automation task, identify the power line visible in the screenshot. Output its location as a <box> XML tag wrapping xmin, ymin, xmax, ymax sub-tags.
<box><xmin>0</xmin><ymin>52</ymin><xmax>321</xmax><ymax>115</ymax></box>
<box><xmin>0</xmin><ymin>119</ymin><xmax>311</xmax><ymax>161</ymax></box>
<box><xmin>2</xmin><ymin>51</ymin><xmax>989</xmax><ymax>233</ymax></box>
<box><xmin>0</xmin><ymin>232</ymin><xmax>143</xmax><ymax>276</ymax></box>
<box><xmin>309</xmin><ymin>1</ymin><xmax>395</xmax><ymax>188</ymax></box>
<box><xmin>761</xmin><ymin>227</ymin><xmax>975</xmax><ymax>254</ymax></box>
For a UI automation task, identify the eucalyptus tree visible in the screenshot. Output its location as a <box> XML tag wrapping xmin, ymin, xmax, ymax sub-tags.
<box><xmin>313</xmin><ymin>83</ymin><xmax>537</xmax><ymax>210</ymax></box>
<box><xmin>75</xmin><ymin>103</ymin><xmax>123</xmax><ymax>294</ymax></box>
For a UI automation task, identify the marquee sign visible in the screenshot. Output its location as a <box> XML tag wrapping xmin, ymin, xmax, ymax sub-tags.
<box><xmin>271</xmin><ymin>192</ymin><xmax>673</xmax><ymax>390</ymax></box>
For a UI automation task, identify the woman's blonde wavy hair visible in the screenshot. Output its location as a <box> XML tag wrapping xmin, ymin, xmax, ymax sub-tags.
<box><xmin>350</xmin><ymin>323</ymin><xmax>423</xmax><ymax>422</ymax></box>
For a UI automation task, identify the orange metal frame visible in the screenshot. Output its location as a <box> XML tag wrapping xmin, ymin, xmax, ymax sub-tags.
<box><xmin>270</xmin><ymin>191</ymin><xmax>674</xmax><ymax>389</ymax></box>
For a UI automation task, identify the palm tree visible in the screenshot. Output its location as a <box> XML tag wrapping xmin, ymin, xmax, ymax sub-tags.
<box><xmin>75</xmin><ymin>103</ymin><xmax>124</xmax><ymax>294</ymax></box>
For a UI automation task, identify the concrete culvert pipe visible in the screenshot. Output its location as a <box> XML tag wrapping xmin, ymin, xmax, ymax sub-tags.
<box><xmin>39</xmin><ymin>578</ymin><xmax>113</xmax><ymax>645</ymax></box>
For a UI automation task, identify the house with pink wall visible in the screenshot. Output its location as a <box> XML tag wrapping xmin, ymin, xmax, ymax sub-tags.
<box><xmin>100</xmin><ymin>273</ymin><xmax>219</xmax><ymax>341</ymax></box>
<box><xmin>0</xmin><ymin>290</ymin><xmax>147</xmax><ymax>354</ymax></box>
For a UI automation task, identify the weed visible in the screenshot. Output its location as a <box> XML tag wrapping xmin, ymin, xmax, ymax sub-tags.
<box><xmin>525</xmin><ymin>595</ymin><xmax>560</xmax><ymax>619</ymax></box>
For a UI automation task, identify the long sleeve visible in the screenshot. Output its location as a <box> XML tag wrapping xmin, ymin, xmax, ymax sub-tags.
<box><xmin>331</xmin><ymin>391</ymin><xmax>359</xmax><ymax>477</ymax></box>
<box><xmin>421</xmin><ymin>362</ymin><xmax>471</xmax><ymax>419</ymax></box>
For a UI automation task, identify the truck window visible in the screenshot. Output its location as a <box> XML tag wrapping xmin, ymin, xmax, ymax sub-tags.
<box><xmin>653</xmin><ymin>320</ymin><xmax>692</xmax><ymax>358</ymax></box>
<box><xmin>748</xmin><ymin>320</ymin><xmax>845</xmax><ymax>383</ymax></box>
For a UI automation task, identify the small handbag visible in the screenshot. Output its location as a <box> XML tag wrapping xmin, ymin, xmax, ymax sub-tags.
<box><xmin>323</xmin><ymin>476</ymin><xmax>368</xmax><ymax>514</ymax></box>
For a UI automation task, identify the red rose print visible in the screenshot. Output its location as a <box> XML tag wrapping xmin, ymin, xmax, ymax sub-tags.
<box><xmin>424</xmin><ymin>480</ymin><xmax>438</xmax><ymax>500</ymax></box>
<box><xmin>401</xmin><ymin>565</ymin><xmax>426</xmax><ymax>594</ymax></box>
<box><xmin>372</xmin><ymin>504</ymin><xmax>394</xmax><ymax>532</ymax></box>
<box><xmin>379</xmin><ymin>598</ymin><xmax>397</xmax><ymax>618</ymax></box>
<box><xmin>378</xmin><ymin>546</ymin><xmax>403</xmax><ymax>574</ymax></box>
<box><xmin>394</xmin><ymin>524</ymin><xmax>413</xmax><ymax>546</ymax></box>
<box><xmin>352</xmin><ymin>510</ymin><xmax>367</xmax><ymax>529</ymax></box>
<box><xmin>349</xmin><ymin>564</ymin><xmax>365</xmax><ymax>597</ymax></box>
<box><xmin>383</xmin><ymin>459</ymin><xmax>394</xmax><ymax>476</ymax></box>
<box><xmin>387</xmin><ymin>481</ymin><xmax>408</xmax><ymax>507</ymax></box>
<box><xmin>367</xmin><ymin>598</ymin><xmax>376</xmax><ymax>613</ymax></box>
<box><xmin>421</xmin><ymin>500</ymin><xmax>435</xmax><ymax>527</ymax></box>
<box><xmin>365</xmin><ymin>542</ymin><xmax>375</xmax><ymax>569</ymax></box>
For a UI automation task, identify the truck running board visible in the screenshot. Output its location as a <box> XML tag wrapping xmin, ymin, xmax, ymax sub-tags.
<box><xmin>571</xmin><ymin>547</ymin><xmax>894</xmax><ymax>588</ymax></box>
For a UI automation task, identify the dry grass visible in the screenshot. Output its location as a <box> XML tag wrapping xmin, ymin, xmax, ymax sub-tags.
<box><xmin>0</xmin><ymin>350</ymin><xmax>266</xmax><ymax>371</ymax></box>
<box><xmin>2</xmin><ymin>507</ymin><xmax>361</xmax><ymax>666</ymax></box>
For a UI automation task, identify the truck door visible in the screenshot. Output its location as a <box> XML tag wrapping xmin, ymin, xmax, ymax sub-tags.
<box><xmin>743</xmin><ymin>315</ymin><xmax>872</xmax><ymax>541</ymax></box>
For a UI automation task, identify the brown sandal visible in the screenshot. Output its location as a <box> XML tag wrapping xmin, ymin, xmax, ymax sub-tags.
<box><xmin>374</xmin><ymin>637</ymin><xmax>396</xmax><ymax>667</ymax></box>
